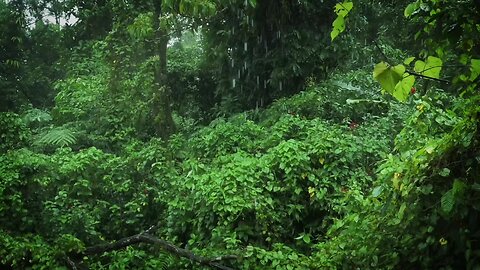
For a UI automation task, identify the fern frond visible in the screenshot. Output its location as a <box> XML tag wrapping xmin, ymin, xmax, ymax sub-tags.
<box><xmin>37</xmin><ymin>127</ymin><xmax>77</xmax><ymax>147</ymax></box>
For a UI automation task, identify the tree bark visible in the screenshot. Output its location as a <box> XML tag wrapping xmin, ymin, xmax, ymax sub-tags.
<box><xmin>152</xmin><ymin>0</ymin><xmax>176</xmax><ymax>140</ymax></box>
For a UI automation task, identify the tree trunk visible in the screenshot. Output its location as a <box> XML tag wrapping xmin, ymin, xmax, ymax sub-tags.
<box><xmin>152</xmin><ymin>0</ymin><xmax>175</xmax><ymax>140</ymax></box>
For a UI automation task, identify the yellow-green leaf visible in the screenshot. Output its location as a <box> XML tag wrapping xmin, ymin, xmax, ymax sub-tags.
<box><xmin>414</xmin><ymin>56</ymin><xmax>442</xmax><ymax>78</ymax></box>
<box><xmin>331</xmin><ymin>16</ymin><xmax>345</xmax><ymax>41</ymax></box>
<box><xmin>330</xmin><ymin>2</ymin><xmax>352</xmax><ymax>41</ymax></box>
<box><xmin>334</xmin><ymin>2</ymin><xmax>353</xmax><ymax>17</ymax></box>
<box><xmin>393</xmin><ymin>73</ymin><xmax>415</xmax><ymax>102</ymax></box>
<box><xmin>373</xmin><ymin>62</ymin><xmax>405</xmax><ymax>95</ymax></box>
<box><xmin>404</xmin><ymin>56</ymin><xmax>415</xmax><ymax>65</ymax></box>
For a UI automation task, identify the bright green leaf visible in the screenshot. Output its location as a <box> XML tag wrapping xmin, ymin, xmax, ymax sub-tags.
<box><xmin>470</xmin><ymin>59</ymin><xmax>480</xmax><ymax>81</ymax></box>
<box><xmin>334</xmin><ymin>2</ymin><xmax>353</xmax><ymax>17</ymax></box>
<box><xmin>373</xmin><ymin>62</ymin><xmax>405</xmax><ymax>94</ymax></box>
<box><xmin>331</xmin><ymin>16</ymin><xmax>345</xmax><ymax>41</ymax></box>
<box><xmin>393</xmin><ymin>73</ymin><xmax>415</xmax><ymax>102</ymax></box>
<box><xmin>404</xmin><ymin>56</ymin><xmax>416</xmax><ymax>65</ymax></box>
<box><xmin>414</xmin><ymin>57</ymin><xmax>442</xmax><ymax>78</ymax></box>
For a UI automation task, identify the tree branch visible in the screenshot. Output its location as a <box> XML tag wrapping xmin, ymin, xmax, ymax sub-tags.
<box><xmin>405</xmin><ymin>69</ymin><xmax>450</xmax><ymax>84</ymax></box>
<box><xmin>77</xmin><ymin>226</ymin><xmax>237</xmax><ymax>270</ymax></box>
<box><xmin>374</xmin><ymin>40</ymin><xmax>450</xmax><ymax>84</ymax></box>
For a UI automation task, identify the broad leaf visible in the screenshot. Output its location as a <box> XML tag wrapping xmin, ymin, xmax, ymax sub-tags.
<box><xmin>393</xmin><ymin>73</ymin><xmax>415</xmax><ymax>102</ymax></box>
<box><xmin>373</xmin><ymin>62</ymin><xmax>405</xmax><ymax>95</ymax></box>
<box><xmin>414</xmin><ymin>56</ymin><xmax>442</xmax><ymax>78</ymax></box>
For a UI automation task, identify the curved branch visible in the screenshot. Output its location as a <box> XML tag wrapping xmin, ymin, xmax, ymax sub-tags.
<box><xmin>76</xmin><ymin>226</ymin><xmax>237</xmax><ymax>270</ymax></box>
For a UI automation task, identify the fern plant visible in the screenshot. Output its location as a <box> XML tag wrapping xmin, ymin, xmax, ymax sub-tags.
<box><xmin>36</xmin><ymin>126</ymin><xmax>77</xmax><ymax>148</ymax></box>
<box><xmin>22</xmin><ymin>108</ymin><xmax>52</xmax><ymax>127</ymax></box>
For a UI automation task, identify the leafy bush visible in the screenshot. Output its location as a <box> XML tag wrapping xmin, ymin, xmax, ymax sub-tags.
<box><xmin>0</xmin><ymin>112</ymin><xmax>30</xmax><ymax>152</ymax></box>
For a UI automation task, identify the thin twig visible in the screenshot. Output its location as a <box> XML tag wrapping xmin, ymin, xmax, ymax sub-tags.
<box><xmin>373</xmin><ymin>40</ymin><xmax>450</xmax><ymax>84</ymax></box>
<box><xmin>405</xmin><ymin>70</ymin><xmax>450</xmax><ymax>84</ymax></box>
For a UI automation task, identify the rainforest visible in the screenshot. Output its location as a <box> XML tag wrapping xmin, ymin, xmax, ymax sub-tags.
<box><xmin>1</xmin><ymin>0</ymin><xmax>479</xmax><ymax>269</ymax></box>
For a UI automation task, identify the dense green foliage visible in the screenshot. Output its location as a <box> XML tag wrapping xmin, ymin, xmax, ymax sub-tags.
<box><xmin>1</xmin><ymin>0</ymin><xmax>479</xmax><ymax>269</ymax></box>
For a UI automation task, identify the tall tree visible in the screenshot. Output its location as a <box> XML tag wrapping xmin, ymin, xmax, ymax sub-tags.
<box><xmin>203</xmin><ymin>0</ymin><xmax>338</xmax><ymax>112</ymax></box>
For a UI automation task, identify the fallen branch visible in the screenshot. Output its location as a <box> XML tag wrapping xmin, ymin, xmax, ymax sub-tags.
<box><xmin>76</xmin><ymin>226</ymin><xmax>237</xmax><ymax>270</ymax></box>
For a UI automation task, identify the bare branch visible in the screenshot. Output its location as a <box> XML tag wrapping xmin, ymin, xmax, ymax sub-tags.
<box><xmin>405</xmin><ymin>70</ymin><xmax>450</xmax><ymax>84</ymax></box>
<box><xmin>77</xmin><ymin>227</ymin><xmax>237</xmax><ymax>270</ymax></box>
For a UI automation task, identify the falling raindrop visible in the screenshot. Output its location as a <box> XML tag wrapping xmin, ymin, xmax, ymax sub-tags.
<box><xmin>232</xmin><ymin>78</ymin><xmax>236</xmax><ymax>88</ymax></box>
<box><xmin>244</xmin><ymin>61</ymin><xmax>247</xmax><ymax>71</ymax></box>
<box><xmin>279</xmin><ymin>81</ymin><xmax>283</xmax><ymax>91</ymax></box>
<box><xmin>237</xmin><ymin>69</ymin><xmax>241</xmax><ymax>79</ymax></box>
<box><xmin>244</xmin><ymin>41</ymin><xmax>248</xmax><ymax>52</ymax></box>
<box><xmin>231</xmin><ymin>58</ymin><xmax>234</xmax><ymax>68</ymax></box>
<box><xmin>263</xmin><ymin>79</ymin><xmax>267</xmax><ymax>89</ymax></box>
<box><xmin>256</xmin><ymin>76</ymin><xmax>260</xmax><ymax>87</ymax></box>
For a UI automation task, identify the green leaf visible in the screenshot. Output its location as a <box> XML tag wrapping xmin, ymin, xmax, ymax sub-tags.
<box><xmin>331</xmin><ymin>2</ymin><xmax>352</xmax><ymax>41</ymax></box>
<box><xmin>393</xmin><ymin>73</ymin><xmax>415</xmax><ymax>102</ymax></box>
<box><xmin>452</xmin><ymin>179</ymin><xmax>466</xmax><ymax>196</ymax></box>
<box><xmin>334</xmin><ymin>2</ymin><xmax>353</xmax><ymax>17</ymax></box>
<box><xmin>372</xmin><ymin>186</ymin><xmax>383</xmax><ymax>197</ymax></box>
<box><xmin>470</xmin><ymin>59</ymin><xmax>480</xmax><ymax>81</ymax></box>
<box><xmin>302</xmin><ymin>234</ymin><xmax>311</xmax><ymax>244</ymax></box>
<box><xmin>373</xmin><ymin>62</ymin><xmax>405</xmax><ymax>94</ymax></box>
<box><xmin>331</xmin><ymin>16</ymin><xmax>345</xmax><ymax>41</ymax></box>
<box><xmin>404</xmin><ymin>2</ymin><xmax>418</xmax><ymax>18</ymax></box>
<box><xmin>441</xmin><ymin>189</ymin><xmax>454</xmax><ymax>214</ymax></box>
<box><xmin>404</xmin><ymin>56</ymin><xmax>416</xmax><ymax>65</ymax></box>
<box><xmin>440</xmin><ymin>179</ymin><xmax>466</xmax><ymax>215</ymax></box>
<box><xmin>414</xmin><ymin>56</ymin><xmax>442</xmax><ymax>78</ymax></box>
<box><xmin>397</xmin><ymin>202</ymin><xmax>407</xmax><ymax>220</ymax></box>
